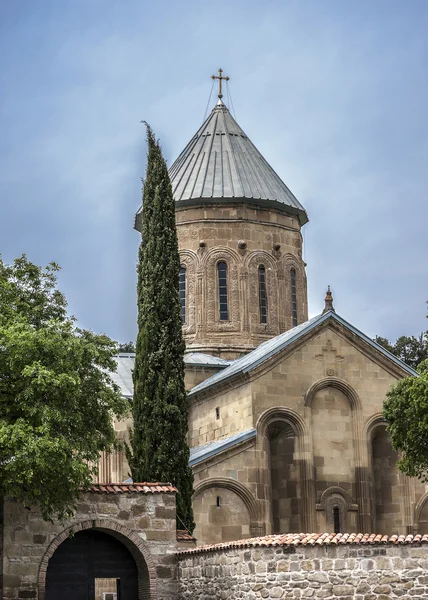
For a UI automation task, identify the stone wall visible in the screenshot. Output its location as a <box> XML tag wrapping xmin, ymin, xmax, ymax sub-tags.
<box><xmin>178</xmin><ymin>542</ymin><xmax>428</xmax><ymax>599</ymax></box>
<box><xmin>1</xmin><ymin>485</ymin><xmax>181</xmax><ymax>599</ymax></box>
<box><xmin>176</xmin><ymin>203</ymin><xmax>308</xmax><ymax>358</ymax></box>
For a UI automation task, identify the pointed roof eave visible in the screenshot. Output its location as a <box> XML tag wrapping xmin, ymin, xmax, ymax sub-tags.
<box><xmin>187</xmin><ymin>311</ymin><xmax>418</xmax><ymax>398</ymax></box>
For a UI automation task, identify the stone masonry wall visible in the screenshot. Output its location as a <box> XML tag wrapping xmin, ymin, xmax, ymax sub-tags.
<box><xmin>178</xmin><ymin>543</ymin><xmax>428</xmax><ymax>599</ymax></box>
<box><xmin>1</xmin><ymin>488</ymin><xmax>179</xmax><ymax>599</ymax></box>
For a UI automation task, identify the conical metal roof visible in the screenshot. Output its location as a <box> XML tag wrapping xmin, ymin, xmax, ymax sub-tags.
<box><xmin>168</xmin><ymin>99</ymin><xmax>308</xmax><ymax>225</ymax></box>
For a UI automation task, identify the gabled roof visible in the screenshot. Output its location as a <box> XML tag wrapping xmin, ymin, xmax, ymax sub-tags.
<box><xmin>189</xmin><ymin>429</ymin><xmax>256</xmax><ymax>467</ymax></box>
<box><xmin>111</xmin><ymin>352</ymin><xmax>231</xmax><ymax>399</ymax></box>
<box><xmin>188</xmin><ymin>311</ymin><xmax>418</xmax><ymax>397</ymax></box>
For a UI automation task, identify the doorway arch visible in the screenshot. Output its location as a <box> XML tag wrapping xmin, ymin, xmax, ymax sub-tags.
<box><xmin>39</xmin><ymin>520</ymin><xmax>156</xmax><ymax>600</ymax></box>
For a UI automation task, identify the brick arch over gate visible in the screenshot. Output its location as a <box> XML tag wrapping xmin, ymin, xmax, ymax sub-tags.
<box><xmin>38</xmin><ymin>519</ymin><xmax>157</xmax><ymax>600</ymax></box>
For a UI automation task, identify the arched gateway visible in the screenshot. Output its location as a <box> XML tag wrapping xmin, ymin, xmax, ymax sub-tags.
<box><xmin>45</xmin><ymin>529</ymin><xmax>139</xmax><ymax>600</ymax></box>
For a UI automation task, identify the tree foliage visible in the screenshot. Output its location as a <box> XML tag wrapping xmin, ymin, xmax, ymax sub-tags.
<box><xmin>383</xmin><ymin>359</ymin><xmax>428</xmax><ymax>481</ymax></box>
<box><xmin>382</xmin><ymin>304</ymin><xmax>428</xmax><ymax>480</ymax></box>
<box><xmin>375</xmin><ymin>332</ymin><xmax>428</xmax><ymax>370</ymax></box>
<box><xmin>0</xmin><ymin>255</ymin><xmax>127</xmax><ymax>520</ymax></box>
<box><xmin>117</xmin><ymin>341</ymin><xmax>136</xmax><ymax>353</ymax></box>
<box><xmin>127</xmin><ymin>125</ymin><xmax>194</xmax><ymax>533</ymax></box>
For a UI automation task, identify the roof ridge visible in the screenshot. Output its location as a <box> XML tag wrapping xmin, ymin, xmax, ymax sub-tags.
<box><xmin>188</xmin><ymin>311</ymin><xmax>417</xmax><ymax>397</ymax></box>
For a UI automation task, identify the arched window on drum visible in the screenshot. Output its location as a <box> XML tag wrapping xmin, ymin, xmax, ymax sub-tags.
<box><xmin>217</xmin><ymin>261</ymin><xmax>229</xmax><ymax>321</ymax></box>
<box><xmin>291</xmin><ymin>268</ymin><xmax>298</xmax><ymax>327</ymax></box>
<box><xmin>258</xmin><ymin>265</ymin><xmax>268</xmax><ymax>324</ymax></box>
<box><xmin>179</xmin><ymin>265</ymin><xmax>186</xmax><ymax>323</ymax></box>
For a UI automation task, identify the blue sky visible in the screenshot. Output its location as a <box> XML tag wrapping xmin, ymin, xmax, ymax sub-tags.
<box><xmin>1</xmin><ymin>0</ymin><xmax>427</xmax><ymax>344</ymax></box>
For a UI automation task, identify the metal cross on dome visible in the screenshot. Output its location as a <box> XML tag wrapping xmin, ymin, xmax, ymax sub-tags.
<box><xmin>211</xmin><ymin>68</ymin><xmax>230</xmax><ymax>99</ymax></box>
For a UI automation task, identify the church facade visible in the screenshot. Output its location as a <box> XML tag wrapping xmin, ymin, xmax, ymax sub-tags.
<box><xmin>110</xmin><ymin>84</ymin><xmax>428</xmax><ymax>545</ymax></box>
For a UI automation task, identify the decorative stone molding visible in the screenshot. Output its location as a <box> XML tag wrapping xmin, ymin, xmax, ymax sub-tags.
<box><xmin>244</xmin><ymin>251</ymin><xmax>279</xmax><ymax>336</ymax></box>
<box><xmin>316</xmin><ymin>486</ymin><xmax>358</xmax><ymax>532</ymax></box>
<box><xmin>280</xmin><ymin>253</ymin><xmax>308</xmax><ymax>326</ymax></box>
<box><xmin>179</xmin><ymin>250</ymin><xmax>198</xmax><ymax>336</ymax></box>
<box><xmin>304</xmin><ymin>377</ymin><xmax>362</xmax><ymax>411</ymax></box>
<box><xmin>203</xmin><ymin>247</ymin><xmax>241</xmax><ymax>333</ymax></box>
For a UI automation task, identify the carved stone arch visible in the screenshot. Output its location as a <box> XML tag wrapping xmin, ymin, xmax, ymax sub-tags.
<box><xmin>256</xmin><ymin>406</ymin><xmax>316</xmax><ymax>533</ymax></box>
<box><xmin>305</xmin><ymin>377</ymin><xmax>372</xmax><ymax>532</ymax></box>
<box><xmin>203</xmin><ymin>247</ymin><xmax>241</xmax><ymax>332</ymax></box>
<box><xmin>280</xmin><ymin>253</ymin><xmax>308</xmax><ymax>326</ymax></box>
<box><xmin>179</xmin><ymin>249</ymin><xmax>198</xmax><ymax>334</ymax></box>
<box><xmin>38</xmin><ymin>519</ymin><xmax>157</xmax><ymax>600</ymax></box>
<box><xmin>193</xmin><ymin>477</ymin><xmax>263</xmax><ymax>536</ymax></box>
<box><xmin>320</xmin><ymin>486</ymin><xmax>355</xmax><ymax>508</ymax></box>
<box><xmin>201</xmin><ymin>245</ymin><xmax>241</xmax><ymax>266</ymax></box>
<box><xmin>244</xmin><ymin>251</ymin><xmax>279</xmax><ymax>335</ymax></box>
<box><xmin>415</xmin><ymin>493</ymin><xmax>428</xmax><ymax>525</ymax></box>
<box><xmin>364</xmin><ymin>413</ymin><xmax>388</xmax><ymax>442</ymax></box>
<box><xmin>318</xmin><ymin>486</ymin><xmax>357</xmax><ymax>532</ymax></box>
<box><xmin>305</xmin><ymin>377</ymin><xmax>362</xmax><ymax>411</ymax></box>
<box><xmin>256</xmin><ymin>406</ymin><xmax>307</xmax><ymax>439</ymax></box>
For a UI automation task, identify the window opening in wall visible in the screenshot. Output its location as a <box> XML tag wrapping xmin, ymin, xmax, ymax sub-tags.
<box><xmin>291</xmin><ymin>268</ymin><xmax>298</xmax><ymax>327</ymax></box>
<box><xmin>216</xmin><ymin>496</ymin><xmax>221</xmax><ymax>507</ymax></box>
<box><xmin>217</xmin><ymin>261</ymin><xmax>229</xmax><ymax>320</ymax></box>
<box><xmin>333</xmin><ymin>506</ymin><xmax>341</xmax><ymax>534</ymax></box>
<box><xmin>258</xmin><ymin>265</ymin><xmax>268</xmax><ymax>324</ymax></box>
<box><xmin>215</xmin><ymin>407</ymin><xmax>220</xmax><ymax>420</ymax></box>
<box><xmin>179</xmin><ymin>266</ymin><xmax>186</xmax><ymax>323</ymax></box>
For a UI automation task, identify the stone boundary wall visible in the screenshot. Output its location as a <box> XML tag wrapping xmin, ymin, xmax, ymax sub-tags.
<box><xmin>178</xmin><ymin>543</ymin><xmax>428</xmax><ymax>599</ymax></box>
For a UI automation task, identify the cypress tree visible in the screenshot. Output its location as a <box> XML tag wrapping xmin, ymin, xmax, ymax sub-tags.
<box><xmin>128</xmin><ymin>124</ymin><xmax>194</xmax><ymax>533</ymax></box>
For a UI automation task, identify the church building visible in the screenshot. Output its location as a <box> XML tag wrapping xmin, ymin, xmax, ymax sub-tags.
<box><xmin>107</xmin><ymin>71</ymin><xmax>428</xmax><ymax>546</ymax></box>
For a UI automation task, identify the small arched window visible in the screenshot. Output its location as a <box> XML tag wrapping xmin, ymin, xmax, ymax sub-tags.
<box><xmin>217</xmin><ymin>261</ymin><xmax>229</xmax><ymax>321</ymax></box>
<box><xmin>333</xmin><ymin>506</ymin><xmax>341</xmax><ymax>534</ymax></box>
<box><xmin>291</xmin><ymin>268</ymin><xmax>298</xmax><ymax>327</ymax></box>
<box><xmin>179</xmin><ymin>266</ymin><xmax>186</xmax><ymax>323</ymax></box>
<box><xmin>258</xmin><ymin>265</ymin><xmax>268</xmax><ymax>324</ymax></box>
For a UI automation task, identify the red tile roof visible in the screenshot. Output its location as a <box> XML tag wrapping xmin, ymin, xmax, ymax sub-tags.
<box><xmin>178</xmin><ymin>532</ymin><xmax>428</xmax><ymax>555</ymax></box>
<box><xmin>87</xmin><ymin>482</ymin><xmax>177</xmax><ymax>494</ymax></box>
<box><xmin>176</xmin><ymin>530</ymin><xmax>196</xmax><ymax>542</ymax></box>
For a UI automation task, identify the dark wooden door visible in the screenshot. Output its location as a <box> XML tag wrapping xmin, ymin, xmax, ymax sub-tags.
<box><xmin>46</xmin><ymin>529</ymin><xmax>139</xmax><ymax>600</ymax></box>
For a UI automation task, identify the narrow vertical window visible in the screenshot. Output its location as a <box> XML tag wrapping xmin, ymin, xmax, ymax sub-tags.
<box><xmin>291</xmin><ymin>268</ymin><xmax>298</xmax><ymax>327</ymax></box>
<box><xmin>333</xmin><ymin>506</ymin><xmax>341</xmax><ymax>534</ymax></box>
<box><xmin>258</xmin><ymin>265</ymin><xmax>268</xmax><ymax>324</ymax></box>
<box><xmin>179</xmin><ymin>266</ymin><xmax>186</xmax><ymax>323</ymax></box>
<box><xmin>217</xmin><ymin>261</ymin><xmax>229</xmax><ymax>321</ymax></box>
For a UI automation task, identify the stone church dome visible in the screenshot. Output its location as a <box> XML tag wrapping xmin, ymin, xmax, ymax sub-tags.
<box><xmin>135</xmin><ymin>76</ymin><xmax>309</xmax><ymax>358</ymax></box>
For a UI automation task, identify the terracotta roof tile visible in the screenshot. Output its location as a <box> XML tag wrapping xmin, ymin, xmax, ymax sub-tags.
<box><xmin>86</xmin><ymin>482</ymin><xmax>177</xmax><ymax>494</ymax></box>
<box><xmin>177</xmin><ymin>532</ymin><xmax>428</xmax><ymax>555</ymax></box>
<box><xmin>177</xmin><ymin>530</ymin><xmax>196</xmax><ymax>542</ymax></box>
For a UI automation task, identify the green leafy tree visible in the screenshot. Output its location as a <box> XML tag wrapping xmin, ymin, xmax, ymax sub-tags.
<box><xmin>383</xmin><ymin>359</ymin><xmax>428</xmax><ymax>480</ymax></box>
<box><xmin>383</xmin><ymin>304</ymin><xmax>428</xmax><ymax>479</ymax></box>
<box><xmin>117</xmin><ymin>341</ymin><xmax>136</xmax><ymax>353</ymax></box>
<box><xmin>127</xmin><ymin>125</ymin><xmax>194</xmax><ymax>532</ymax></box>
<box><xmin>0</xmin><ymin>255</ymin><xmax>127</xmax><ymax>520</ymax></box>
<box><xmin>375</xmin><ymin>333</ymin><xmax>428</xmax><ymax>370</ymax></box>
